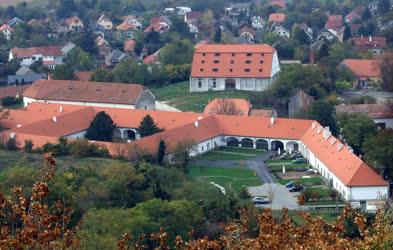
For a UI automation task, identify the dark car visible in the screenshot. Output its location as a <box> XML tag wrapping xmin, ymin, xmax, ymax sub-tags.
<box><xmin>289</xmin><ymin>185</ymin><xmax>304</xmax><ymax>192</ymax></box>
<box><xmin>292</xmin><ymin>158</ymin><xmax>306</xmax><ymax>164</ymax></box>
<box><xmin>285</xmin><ymin>181</ymin><xmax>295</xmax><ymax>188</ymax></box>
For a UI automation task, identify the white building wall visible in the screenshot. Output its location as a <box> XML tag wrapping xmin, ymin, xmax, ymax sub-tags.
<box><xmin>65</xmin><ymin>130</ymin><xmax>87</xmax><ymax>139</ymax></box>
<box><xmin>350</xmin><ymin>186</ymin><xmax>388</xmax><ymax>201</ymax></box>
<box><xmin>23</xmin><ymin>97</ymin><xmax>136</xmax><ymax>109</ymax></box>
<box><xmin>190</xmin><ymin>77</ymin><xmax>273</xmax><ymax>92</ymax></box>
<box><xmin>373</xmin><ymin>118</ymin><xmax>393</xmax><ymax>129</ymax></box>
<box><xmin>190</xmin><ymin>136</ymin><xmax>226</xmax><ymax>157</ymax></box>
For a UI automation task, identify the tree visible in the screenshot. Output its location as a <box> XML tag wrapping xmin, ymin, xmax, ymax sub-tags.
<box><xmin>308</xmin><ymin>99</ymin><xmax>337</xmax><ymax>134</ymax></box>
<box><xmin>90</xmin><ymin>68</ymin><xmax>114</xmax><ymax>82</ymax></box>
<box><xmin>343</xmin><ymin>23</ymin><xmax>352</xmax><ymax>41</ymax></box>
<box><xmin>210</xmin><ymin>98</ymin><xmax>242</xmax><ymax>115</ymax></box>
<box><xmin>137</xmin><ymin>115</ymin><xmax>162</xmax><ymax>138</ymax></box>
<box><xmin>157</xmin><ymin>140</ymin><xmax>166</xmax><ymax>166</ymax></box>
<box><xmin>378</xmin><ymin>0</ymin><xmax>391</xmax><ymax>15</ymax></box>
<box><xmin>364</xmin><ymin>129</ymin><xmax>393</xmax><ymax>180</ymax></box>
<box><xmin>172</xmin><ymin>139</ymin><xmax>196</xmax><ymax>173</ymax></box>
<box><xmin>213</xmin><ymin>26</ymin><xmax>221</xmax><ymax>43</ymax></box>
<box><xmin>317</xmin><ymin>41</ymin><xmax>330</xmax><ymax>60</ymax></box>
<box><xmin>85</xmin><ymin>111</ymin><xmax>116</xmax><ymax>142</ymax></box>
<box><xmin>71</xmin><ymin>29</ymin><xmax>98</xmax><ymax>55</ymax></box>
<box><xmin>66</xmin><ymin>47</ymin><xmax>94</xmax><ymax>71</ymax></box>
<box><xmin>380</xmin><ymin>53</ymin><xmax>393</xmax><ymax>91</ymax></box>
<box><xmin>292</xmin><ymin>27</ymin><xmax>310</xmax><ymax>45</ymax></box>
<box><xmin>52</xmin><ymin>64</ymin><xmax>76</xmax><ymax>80</ymax></box>
<box><xmin>336</xmin><ymin>113</ymin><xmax>377</xmax><ymax>155</ymax></box>
<box><xmin>361</xmin><ymin>7</ymin><xmax>371</xmax><ymax>21</ymax></box>
<box><xmin>158</xmin><ymin>39</ymin><xmax>194</xmax><ymax>65</ymax></box>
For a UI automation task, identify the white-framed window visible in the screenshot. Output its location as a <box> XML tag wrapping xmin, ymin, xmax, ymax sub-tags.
<box><xmin>198</xmin><ymin>79</ymin><xmax>202</xmax><ymax>88</ymax></box>
<box><xmin>212</xmin><ymin>79</ymin><xmax>217</xmax><ymax>88</ymax></box>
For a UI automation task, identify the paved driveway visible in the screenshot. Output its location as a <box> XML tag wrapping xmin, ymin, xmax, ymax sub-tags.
<box><xmin>248</xmin><ymin>183</ymin><xmax>300</xmax><ymax>210</ymax></box>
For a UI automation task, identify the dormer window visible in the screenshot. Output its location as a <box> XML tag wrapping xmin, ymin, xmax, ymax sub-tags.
<box><xmin>202</xmin><ymin>60</ymin><xmax>205</xmax><ymax>64</ymax></box>
<box><xmin>244</xmin><ymin>69</ymin><xmax>250</xmax><ymax>72</ymax></box>
<box><xmin>246</xmin><ymin>53</ymin><xmax>252</xmax><ymax>56</ymax></box>
<box><xmin>212</xmin><ymin>68</ymin><xmax>218</xmax><ymax>72</ymax></box>
<box><xmin>245</xmin><ymin>60</ymin><xmax>251</xmax><ymax>64</ymax></box>
<box><xmin>214</xmin><ymin>60</ymin><xmax>219</xmax><ymax>63</ymax></box>
<box><xmin>260</xmin><ymin>60</ymin><xmax>264</xmax><ymax>64</ymax></box>
<box><xmin>215</xmin><ymin>53</ymin><xmax>220</xmax><ymax>56</ymax></box>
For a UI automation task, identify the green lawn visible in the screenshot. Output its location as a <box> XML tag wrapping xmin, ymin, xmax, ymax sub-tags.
<box><xmin>278</xmin><ymin>177</ymin><xmax>323</xmax><ymax>186</ymax></box>
<box><xmin>152</xmin><ymin>81</ymin><xmax>252</xmax><ymax>112</ymax></box>
<box><xmin>219</xmin><ymin>146</ymin><xmax>265</xmax><ymax>154</ymax></box>
<box><xmin>266</xmin><ymin>160</ymin><xmax>293</xmax><ymax>165</ymax></box>
<box><xmin>193</xmin><ymin>147</ymin><xmax>264</xmax><ymax>161</ymax></box>
<box><xmin>305</xmin><ymin>200</ymin><xmax>346</xmax><ymax>206</ymax></box>
<box><xmin>189</xmin><ymin>166</ymin><xmax>261</xmax><ymax>194</ymax></box>
<box><xmin>269</xmin><ymin>163</ymin><xmax>310</xmax><ymax>173</ymax></box>
<box><xmin>272</xmin><ymin>210</ymin><xmax>343</xmax><ymax>223</ymax></box>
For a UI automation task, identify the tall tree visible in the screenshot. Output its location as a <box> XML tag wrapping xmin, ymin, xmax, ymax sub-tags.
<box><xmin>336</xmin><ymin>113</ymin><xmax>377</xmax><ymax>155</ymax></box>
<box><xmin>137</xmin><ymin>115</ymin><xmax>163</xmax><ymax>138</ymax></box>
<box><xmin>158</xmin><ymin>39</ymin><xmax>194</xmax><ymax>65</ymax></box>
<box><xmin>380</xmin><ymin>53</ymin><xmax>393</xmax><ymax>91</ymax></box>
<box><xmin>85</xmin><ymin>111</ymin><xmax>116</xmax><ymax>142</ymax></box>
<box><xmin>213</xmin><ymin>26</ymin><xmax>222</xmax><ymax>43</ymax></box>
<box><xmin>308</xmin><ymin>99</ymin><xmax>337</xmax><ymax>135</ymax></box>
<box><xmin>378</xmin><ymin>0</ymin><xmax>391</xmax><ymax>15</ymax></box>
<box><xmin>90</xmin><ymin>68</ymin><xmax>114</xmax><ymax>82</ymax></box>
<box><xmin>157</xmin><ymin>140</ymin><xmax>166</xmax><ymax>166</ymax></box>
<box><xmin>343</xmin><ymin>24</ymin><xmax>352</xmax><ymax>41</ymax></box>
<box><xmin>364</xmin><ymin>129</ymin><xmax>393</xmax><ymax>179</ymax></box>
<box><xmin>52</xmin><ymin>64</ymin><xmax>76</xmax><ymax>80</ymax></box>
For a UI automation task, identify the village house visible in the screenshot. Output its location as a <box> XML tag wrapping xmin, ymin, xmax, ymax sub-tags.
<box><xmin>105</xmin><ymin>49</ymin><xmax>126</xmax><ymax>67</ymax></box>
<box><xmin>225</xmin><ymin>2</ymin><xmax>251</xmax><ymax>16</ymax></box>
<box><xmin>336</xmin><ymin>103</ymin><xmax>393</xmax><ymax>129</ymax></box>
<box><xmin>288</xmin><ymin>89</ymin><xmax>315</xmax><ymax>118</ymax></box>
<box><xmin>349</xmin><ymin>36</ymin><xmax>387</xmax><ymax>55</ymax></box>
<box><xmin>74</xmin><ymin>71</ymin><xmax>92</xmax><ymax>81</ymax></box>
<box><xmin>239</xmin><ymin>26</ymin><xmax>256</xmax><ymax>42</ymax></box>
<box><xmin>273</xmin><ymin>25</ymin><xmax>290</xmax><ymax>38</ymax></box>
<box><xmin>22</xmin><ymin>79</ymin><xmax>156</xmax><ymax>110</ymax></box>
<box><xmin>190</xmin><ymin>44</ymin><xmax>281</xmax><ymax>92</ymax></box>
<box><xmin>271</xmin><ymin>0</ymin><xmax>286</xmax><ymax>8</ymax></box>
<box><xmin>116</xmin><ymin>19</ymin><xmax>139</xmax><ymax>39</ymax></box>
<box><xmin>0</xmin><ymin>103</ymin><xmax>387</xmax><ymax>207</ymax></box>
<box><xmin>0</xmin><ymin>85</ymin><xmax>30</xmax><ymax>100</ymax></box>
<box><xmin>124</xmin><ymin>39</ymin><xmax>136</xmax><ymax>54</ymax></box>
<box><xmin>63</xmin><ymin>16</ymin><xmax>84</xmax><ymax>31</ymax></box>
<box><xmin>341</xmin><ymin>59</ymin><xmax>381</xmax><ymax>89</ymax></box>
<box><xmin>9</xmin><ymin>45</ymin><xmax>64</xmax><ymax>69</ymax></box>
<box><xmin>251</xmin><ymin>16</ymin><xmax>265</xmax><ymax>30</ymax></box>
<box><xmin>345</xmin><ymin>6</ymin><xmax>363</xmax><ymax>24</ymax></box>
<box><xmin>7</xmin><ymin>17</ymin><xmax>24</xmax><ymax>27</ymax></box>
<box><xmin>0</xmin><ymin>24</ymin><xmax>13</xmax><ymax>40</ymax></box>
<box><xmin>97</xmin><ymin>14</ymin><xmax>113</xmax><ymax>30</ymax></box>
<box><xmin>95</xmin><ymin>36</ymin><xmax>111</xmax><ymax>58</ymax></box>
<box><xmin>325</xmin><ymin>15</ymin><xmax>343</xmax><ymax>36</ymax></box>
<box><xmin>269</xmin><ymin>13</ymin><xmax>286</xmax><ymax>24</ymax></box>
<box><xmin>176</xmin><ymin>6</ymin><xmax>192</xmax><ymax>15</ymax></box>
<box><xmin>145</xmin><ymin>17</ymin><xmax>171</xmax><ymax>33</ymax></box>
<box><xmin>7</xmin><ymin>66</ymin><xmax>47</xmax><ymax>85</ymax></box>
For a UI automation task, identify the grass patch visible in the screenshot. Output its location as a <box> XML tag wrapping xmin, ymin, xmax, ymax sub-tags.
<box><xmin>152</xmin><ymin>81</ymin><xmax>252</xmax><ymax>112</ymax></box>
<box><xmin>278</xmin><ymin>177</ymin><xmax>323</xmax><ymax>186</ymax></box>
<box><xmin>269</xmin><ymin>163</ymin><xmax>309</xmax><ymax>173</ymax></box>
<box><xmin>305</xmin><ymin>200</ymin><xmax>346</xmax><ymax>206</ymax></box>
<box><xmin>266</xmin><ymin>160</ymin><xmax>293</xmax><ymax>165</ymax></box>
<box><xmin>219</xmin><ymin>146</ymin><xmax>265</xmax><ymax>155</ymax></box>
<box><xmin>194</xmin><ymin>151</ymin><xmax>255</xmax><ymax>161</ymax></box>
<box><xmin>272</xmin><ymin>210</ymin><xmax>343</xmax><ymax>223</ymax></box>
<box><xmin>231</xmin><ymin>178</ymin><xmax>261</xmax><ymax>192</ymax></box>
<box><xmin>189</xmin><ymin>166</ymin><xmax>257</xmax><ymax>178</ymax></box>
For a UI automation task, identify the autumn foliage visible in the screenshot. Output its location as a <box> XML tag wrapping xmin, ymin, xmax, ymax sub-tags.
<box><xmin>0</xmin><ymin>153</ymin><xmax>81</xmax><ymax>249</ymax></box>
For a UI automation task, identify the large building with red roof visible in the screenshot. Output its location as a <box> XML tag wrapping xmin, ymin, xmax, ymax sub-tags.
<box><xmin>190</xmin><ymin>44</ymin><xmax>280</xmax><ymax>92</ymax></box>
<box><xmin>0</xmin><ymin>102</ymin><xmax>387</xmax><ymax>204</ymax></box>
<box><xmin>9</xmin><ymin>45</ymin><xmax>64</xmax><ymax>69</ymax></box>
<box><xmin>341</xmin><ymin>59</ymin><xmax>381</xmax><ymax>88</ymax></box>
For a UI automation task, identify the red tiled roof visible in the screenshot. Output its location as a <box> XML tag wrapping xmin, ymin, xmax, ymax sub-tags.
<box><xmin>11</xmin><ymin>46</ymin><xmax>63</xmax><ymax>58</ymax></box>
<box><xmin>0</xmin><ymin>24</ymin><xmax>13</xmax><ymax>32</ymax></box>
<box><xmin>23</xmin><ymin>80</ymin><xmax>146</xmax><ymax>105</ymax></box>
<box><xmin>269</xmin><ymin>13</ymin><xmax>286</xmax><ymax>23</ymax></box>
<box><xmin>191</xmin><ymin>44</ymin><xmax>276</xmax><ymax>78</ymax></box>
<box><xmin>144</xmin><ymin>23</ymin><xmax>168</xmax><ymax>33</ymax></box>
<box><xmin>240</xmin><ymin>26</ymin><xmax>256</xmax><ymax>36</ymax></box>
<box><xmin>350</xmin><ymin>37</ymin><xmax>387</xmax><ymax>50</ymax></box>
<box><xmin>75</xmin><ymin>71</ymin><xmax>92</xmax><ymax>81</ymax></box>
<box><xmin>249</xmin><ymin>109</ymin><xmax>275</xmax><ymax>117</ymax></box>
<box><xmin>342</xmin><ymin>59</ymin><xmax>381</xmax><ymax>78</ymax></box>
<box><xmin>143</xmin><ymin>53</ymin><xmax>159</xmax><ymax>64</ymax></box>
<box><xmin>116</xmin><ymin>22</ymin><xmax>138</xmax><ymax>31</ymax></box>
<box><xmin>124</xmin><ymin>40</ymin><xmax>136</xmax><ymax>52</ymax></box>
<box><xmin>204</xmin><ymin>98</ymin><xmax>251</xmax><ymax>116</ymax></box>
<box><xmin>185</xmin><ymin>11</ymin><xmax>203</xmax><ymax>21</ymax></box>
<box><xmin>326</xmin><ymin>15</ymin><xmax>342</xmax><ymax>30</ymax></box>
<box><xmin>64</xmin><ymin>16</ymin><xmax>82</xmax><ymax>26</ymax></box>
<box><xmin>336</xmin><ymin>103</ymin><xmax>393</xmax><ymax>119</ymax></box>
<box><xmin>0</xmin><ymin>85</ymin><xmax>29</xmax><ymax>99</ymax></box>
<box><xmin>271</xmin><ymin>0</ymin><xmax>286</xmax><ymax>8</ymax></box>
<box><xmin>301</xmin><ymin>122</ymin><xmax>387</xmax><ymax>187</ymax></box>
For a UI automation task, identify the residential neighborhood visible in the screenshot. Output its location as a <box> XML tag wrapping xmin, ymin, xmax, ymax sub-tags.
<box><xmin>0</xmin><ymin>0</ymin><xmax>393</xmax><ymax>248</ymax></box>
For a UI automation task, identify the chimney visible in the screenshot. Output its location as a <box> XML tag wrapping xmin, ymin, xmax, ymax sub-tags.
<box><xmin>53</xmin><ymin>116</ymin><xmax>57</xmax><ymax>123</ymax></box>
<box><xmin>270</xmin><ymin>116</ymin><xmax>275</xmax><ymax>125</ymax></box>
<box><xmin>309</xmin><ymin>51</ymin><xmax>316</xmax><ymax>64</ymax></box>
<box><xmin>369</xmin><ymin>36</ymin><xmax>372</xmax><ymax>42</ymax></box>
<box><xmin>194</xmin><ymin>121</ymin><xmax>199</xmax><ymax>128</ymax></box>
<box><xmin>17</xmin><ymin>124</ymin><xmax>22</xmax><ymax>128</ymax></box>
<box><xmin>337</xmin><ymin>144</ymin><xmax>343</xmax><ymax>152</ymax></box>
<box><xmin>60</xmin><ymin>105</ymin><xmax>63</xmax><ymax>113</ymax></box>
<box><xmin>10</xmin><ymin>132</ymin><xmax>16</xmax><ymax>139</ymax></box>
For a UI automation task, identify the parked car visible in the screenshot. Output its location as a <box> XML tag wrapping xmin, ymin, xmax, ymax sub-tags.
<box><xmin>253</xmin><ymin>197</ymin><xmax>269</xmax><ymax>204</ymax></box>
<box><xmin>285</xmin><ymin>181</ymin><xmax>295</xmax><ymax>188</ymax></box>
<box><xmin>292</xmin><ymin>158</ymin><xmax>306</xmax><ymax>164</ymax></box>
<box><xmin>306</xmin><ymin>168</ymin><xmax>318</xmax><ymax>174</ymax></box>
<box><xmin>289</xmin><ymin>185</ymin><xmax>304</xmax><ymax>192</ymax></box>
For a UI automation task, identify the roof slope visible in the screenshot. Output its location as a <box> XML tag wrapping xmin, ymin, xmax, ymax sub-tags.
<box><xmin>10</xmin><ymin>46</ymin><xmax>63</xmax><ymax>58</ymax></box>
<box><xmin>0</xmin><ymin>85</ymin><xmax>29</xmax><ymax>99</ymax></box>
<box><xmin>191</xmin><ymin>44</ymin><xmax>276</xmax><ymax>78</ymax></box>
<box><xmin>204</xmin><ymin>98</ymin><xmax>251</xmax><ymax>116</ymax></box>
<box><xmin>23</xmin><ymin>80</ymin><xmax>146</xmax><ymax>105</ymax></box>
<box><xmin>336</xmin><ymin>103</ymin><xmax>393</xmax><ymax>119</ymax></box>
<box><xmin>300</xmin><ymin>122</ymin><xmax>387</xmax><ymax>187</ymax></box>
<box><xmin>342</xmin><ymin>59</ymin><xmax>381</xmax><ymax>78</ymax></box>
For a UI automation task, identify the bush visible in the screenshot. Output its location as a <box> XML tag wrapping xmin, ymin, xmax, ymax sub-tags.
<box><xmin>349</xmin><ymin>96</ymin><xmax>376</xmax><ymax>104</ymax></box>
<box><xmin>68</xmin><ymin>139</ymin><xmax>109</xmax><ymax>157</ymax></box>
<box><xmin>1</xmin><ymin>96</ymin><xmax>22</xmax><ymax>107</ymax></box>
<box><xmin>238</xmin><ymin>186</ymin><xmax>251</xmax><ymax>199</ymax></box>
<box><xmin>302</xmin><ymin>188</ymin><xmax>313</xmax><ymax>202</ymax></box>
<box><xmin>6</xmin><ymin>138</ymin><xmax>17</xmax><ymax>151</ymax></box>
<box><xmin>23</xmin><ymin>140</ymin><xmax>34</xmax><ymax>153</ymax></box>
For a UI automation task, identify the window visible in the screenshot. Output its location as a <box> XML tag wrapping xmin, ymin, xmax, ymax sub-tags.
<box><xmin>212</xmin><ymin>79</ymin><xmax>217</xmax><ymax>88</ymax></box>
<box><xmin>244</xmin><ymin>69</ymin><xmax>250</xmax><ymax>72</ymax></box>
<box><xmin>259</xmin><ymin>69</ymin><xmax>262</xmax><ymax>72</ymax></box>
<box><xmin>212</xmin><ymin>68</ymin><xmax>218</xmax><ymax>72</ymax></box>
<box><xmin>230</xmin><ymin>69</ymin><xmax>233</xmax><ymax>72</ymax></box>
<box><xmin>201</xmin><ymin>146</ymin><xmax>204</xmax><ymax>151</ymax></box>
<box><xmin>200</xmin><ymin>68</ymin><xmax>204</xmax><ymax>72</ymax></box>
<box><xmin>230</xmin><ymin>60</ymin><xmax>234</xmax><ymax>64</ymax></box>
<box><xmin>215</xmin><ymin>53</ymin><xmax>220</xmax><ymax>56</ymax></box>
<box><xmin>232</xmin><ymin>53</ymin><xmax>235</xmax><ymax>56</ymax></box>
<box><xmin>260</xmin><ymin>60</ymin><xmax>264</xmax><ymax>64</ymax></box>
<box><xmin>246</xmin><ymin>53</ymin><xmax>252</xmax><ymax>56</ymax></box>
<box><xmin>201</xmin><ymin>60</ymin><xmax>205</xmax><ymax>64</ymax></box>
<box><xmin>261</xmin><ymin>53</ymin><xmax>265</xmax><ymax>56</ymax></box>
<box><xmin>198</xmin><ymin>79</ymin><xmax>202</xmax><ymax>88</ymax></box>
<box><xmin>213</xmin><ymin>60</ymin><xmax>219</xmax><ymax>64</ymax></box>
<box><xmin>202</xmin><ymin>53</ymin><xmax>206</xmax><ymax>56</ymax></box>
<box><xmin>245</xmin><ymin>60</ymin><xmax>251</xmax><ymax>64</ymax></box>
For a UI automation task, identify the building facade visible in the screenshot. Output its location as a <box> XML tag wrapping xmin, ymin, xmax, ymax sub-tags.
<box><xmin>190</xmin><ymin>44</ymin><xmax>280</xmax><ymax>92</ymax></box>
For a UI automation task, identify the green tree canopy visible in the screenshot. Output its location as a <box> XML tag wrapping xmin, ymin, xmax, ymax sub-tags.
<box><xmin>85</xmin><ymin>111</ymin><xmax>116</xmax><ymax>142</ymax></box>
<box><xmin>158</xmin><ymin>39</ymin><xmax>194</xmax><ymax>65</ymax></box>
<box><xmin>308</xmin><ymin>99</ymin><xmax>337</xmax><ymax>134</ymax></box>
<box><xmin>52</xmin><ymin>64</ymin><xmax>76</xmax><ymax>80</ymax></box>
<box><xmin>90</xmin><ymin>68</ymin><xmax>114</xmax><ymax>82</ymax></box>
<box><xmin>137</xmin><ymin>114</ymin><xmax>163</xmax><ymax>138</ymax></box>
<box><xmin>336</xmin><ymin>113</ymin><xmax>377</xmax><ymax>155</ymax></box>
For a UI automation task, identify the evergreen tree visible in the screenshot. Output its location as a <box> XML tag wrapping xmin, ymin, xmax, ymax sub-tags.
<box><xmin>85</xmin><ymin>111</ymin><xmax>116</xmax><ymax>142</ymax></box>
<box><xmin>361</xmin><ymin>7</ymin><xmax>371</xmax><ymax>21</ymax></box>
<box><xmin>213</xmin><ymin>26</ymin><xmax>222</xmax><ymax>43</ymax></box>
<box><xmin>52</xmin><ymin>64</ymin><xmax>75</xmax><ymax>80</ymax></box>
<box><xmin>378</xmin><ymin>0</ymin><xmax>391</xmax><ymax>15</ymax></box>
<box><xmin>317</xmin><ymin>41</ymin><xmax>329</xmax><ymax>60</ymax></box>
<box><xmin>157</xmin><ymin>140</ymin><xmax>166</xmax><ymax>166</ymax></box>
<box><xmin>343</xmin><ymin>24</ymin><xmax>352</xmax><ymax>41</ymax></box>
<box><xmin>137</xmin><ymin>115</ymin><xmax>163</xmax><ymax>138</ymax></box>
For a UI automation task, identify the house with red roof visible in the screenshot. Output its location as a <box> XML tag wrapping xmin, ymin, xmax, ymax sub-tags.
<box><xmin>349</xmin><ymin>36</ymin><xmax>387</xmax><ymax>55</ymax></box>
<box><xmin>269</xmin><ymin>13</ymin><xmax>286</xmax><ymax>23</ymax></box>
<box><xmin>22</xmin><ymin>79</ymin><xmax>156</xmax><ymax>110</ymax></box>
<box><xmin>341</xmin><ymin>59</ymin><xmax>381</xmax><ymax>88</ymax></box>
<box><xmin>9</xmin><ymin>45</ymin><xmax>64</xmax><ymax>69</ymax></box>
<box><xmin>345</xmin><ymin>6</ymin><xmax>363</xmax><ymax>24</ymax></box>
<box><xmin>325</xmin><ymin>15</ymin><xmax>343</xmax><ymax>35</ymax></box>
<box><xmin>190</xmin><ymin>44</ymin><xmax>280</xmax><ymax>92</ymax></box>
<box><xmin>271</xmin><ymin>0</ymin><xmax>286</xmax><ymax>8</ymax></box>
<box><xmin>0</xmin><ymin>102</ymin><xmax>388</xmax><ymax>206</ymax></box>
<box><xmin>0</xmin><ymin>24</ymin><xmax>13</xmax><ymax>40</ymax></box>
<box><xmin>64</xmin><ymin>16</ymin><xmax>84</xmax><ymax>31</ymax></box>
